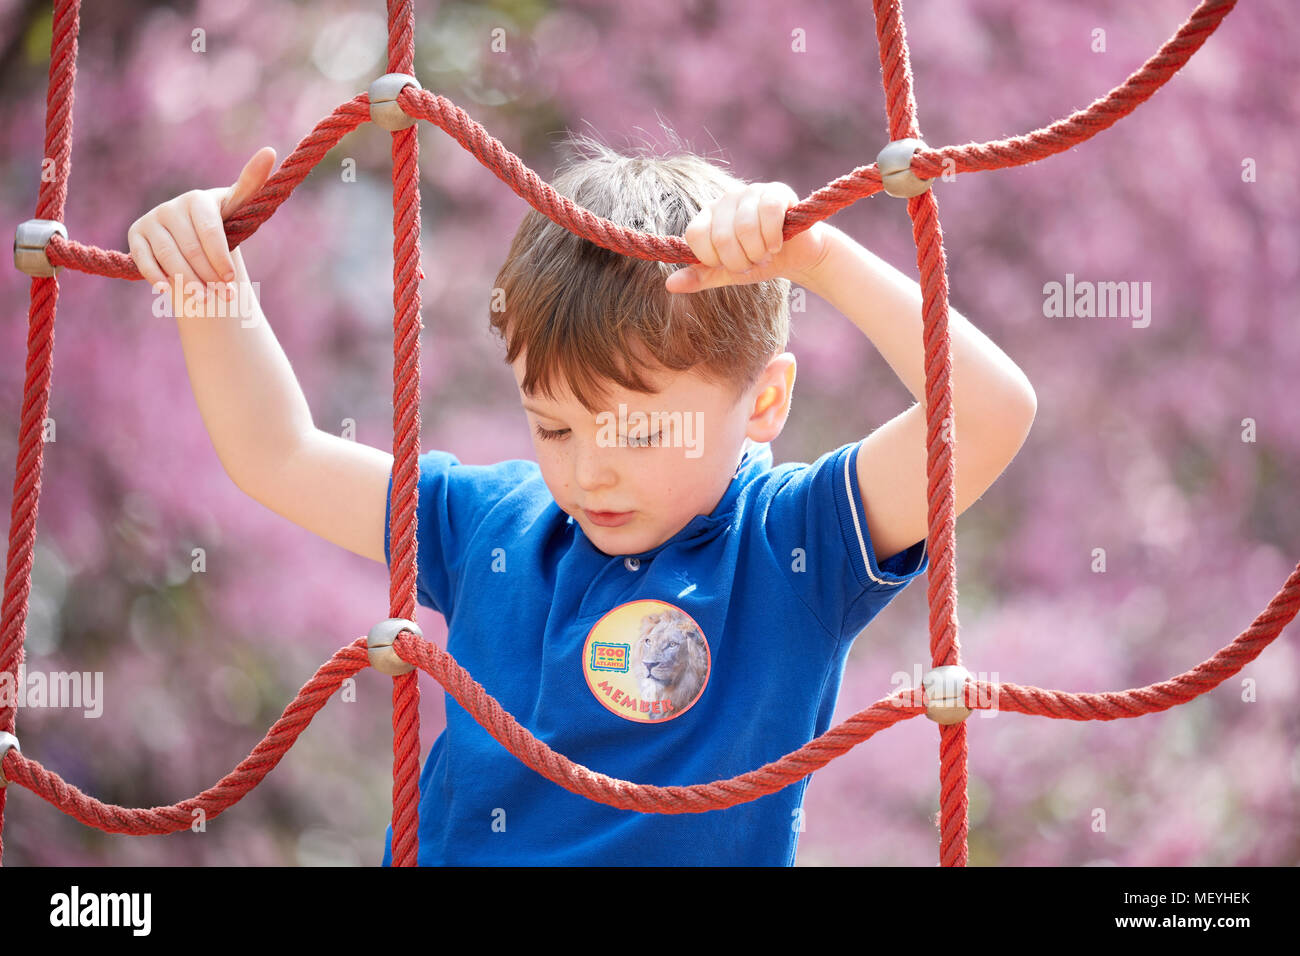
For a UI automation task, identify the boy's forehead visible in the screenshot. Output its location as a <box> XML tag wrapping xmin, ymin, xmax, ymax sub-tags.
<box><xmin>512</xmin><ymin>357</ymin><xmax>725</xmax><ymax>414</ymax></box>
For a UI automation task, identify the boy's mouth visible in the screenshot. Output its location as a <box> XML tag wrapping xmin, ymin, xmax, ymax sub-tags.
<box><xmin>584</xmin><ymin>509</ymin><xmax>634</xmax><ymax>528</ymax></box>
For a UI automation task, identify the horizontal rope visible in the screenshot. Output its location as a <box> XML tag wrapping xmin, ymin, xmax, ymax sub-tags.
<box><xmin>42</xmin><ymin>96</ymin><xmax>371</xmax><ymax>279</ymax></box>
<box><xmin>1</xmin><ymin>642</ymin><xmax>368</xmax><ymax>834</ymax></box>
<box><xmin>5</xmin><ymin>554</ymin><xmax>1293</xmax><ymax>825</ymax></box>
<box><xmin>36</xmin><ymin>0</ymin><xmax>1237</xmax><ymax>279</ymax></box>
<box><xmin>375</xmin><ymin>554</ymin><xmax>1299</xmax><ymax>813</ymax></box>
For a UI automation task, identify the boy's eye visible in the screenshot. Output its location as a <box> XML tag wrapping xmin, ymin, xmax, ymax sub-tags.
<box><xmin>533</xmin><ymin>425</ymin><xmax>663</xmax><ymax>446</ymax></box>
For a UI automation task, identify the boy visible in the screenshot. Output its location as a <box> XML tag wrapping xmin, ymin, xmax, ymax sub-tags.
<box><xmin>127</xmin><ymin>134</ymin><xmax>1036</xmax><ymax>865</ymax></box>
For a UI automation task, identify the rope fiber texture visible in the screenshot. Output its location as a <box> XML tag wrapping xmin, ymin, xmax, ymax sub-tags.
<box><xmin>5</xmin><ymin>0</ymin><xmax>1292</xmax><ymax>869</ymax></box>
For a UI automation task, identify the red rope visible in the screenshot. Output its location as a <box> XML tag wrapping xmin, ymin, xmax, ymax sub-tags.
<box><xmin>0</xmin><ymin>0</ymin><xmax>80</xmax><ymax>866</ymax></box>
<box><xmin>4</xmin><ymin>552</ymin><xmax>1296</xmax><ymax>830</ymax></box>
<box><xmin>387</xmin><ymin>557</ymin><xmax>1298</xmax><ymax>810</ymax></box>
<box><xmin>44</xmin><ymin>96</ymin><xmax>372</xmax><ymax>279</ymax></box>
<box><xmin>39</xmin><ymin>4</ymin><xmax>1240</xmax><ymax>280</ymax></box>
<box><xmin>383</xmin><ymin>0</ymin><xmax>421</xmax><ymax>871</ymax></box>
<box><xmin>870</xmin><ymin>0</ymin><xmax>970</xmax><ymax>866</ymax></box>
<box><xmin>6</xmin><ymin>0</ymin><xmax>1289</xmax><ymax>872</ymax></box>
<box><xmin>0</xmin><ymin>643</ymin><xmax>368</xmax><ymax>833</ymax></box>
<box><xmin>903</xmin><ymin>0</ymin><xmax>1239</xmax><ymax>181</ymax></box>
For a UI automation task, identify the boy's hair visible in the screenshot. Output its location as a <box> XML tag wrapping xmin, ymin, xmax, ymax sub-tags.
<box><xmin>489</xmin><ymin>131</ymin><xmax>791</xmax><ymax>413</ymax></box>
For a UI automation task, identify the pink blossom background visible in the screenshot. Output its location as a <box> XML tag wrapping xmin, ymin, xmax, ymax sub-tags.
<box><xmin>0</xmin><ymin>0</ymin><xmax>1296</xmax><ymax>865</ymax></box>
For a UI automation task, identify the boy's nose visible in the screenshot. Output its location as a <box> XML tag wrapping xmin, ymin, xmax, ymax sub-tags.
<box><xmin>572</xmin><ymin>439</ymin><xmax>617</xmax><ymax>491</ymax></box>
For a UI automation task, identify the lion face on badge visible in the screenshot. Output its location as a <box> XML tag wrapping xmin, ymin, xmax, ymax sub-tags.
<box><xmin>631</xmin><ymin>608</ymin><xmax>708</xmax><ymax>719</ymax></box>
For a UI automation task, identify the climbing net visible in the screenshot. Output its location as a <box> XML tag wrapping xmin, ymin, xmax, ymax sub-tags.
<box><xmin>3</xmin><ymin>0</ymin><xmax>1296</xmax><ymax>867</ymax></box>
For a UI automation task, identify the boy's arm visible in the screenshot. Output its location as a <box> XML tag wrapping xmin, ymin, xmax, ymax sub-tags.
<box><xmin>799</xmin><ymin>226</ymin><xmax>1037</xmax><ymax>564</ymax></box>
<box><xmin>666</xmin><ymin>183</ymin><xmax>1036</xmax><ymax>566</ymax></box>
<box><xmin>168</xmin><ymin>244</ymin><xmax>395</xmax><ymax>564</ymax></box>
<box><xmin>256</xmin><ymin>426</ymin><xmax>393</xmax><ymax>565</ymax></box>
<box><xmin>128</xmin><ymin>148</ymin><xmax>393</xmax><ymax>565</ymax></box>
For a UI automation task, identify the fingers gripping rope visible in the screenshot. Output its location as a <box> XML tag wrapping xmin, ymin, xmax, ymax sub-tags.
<box><xmin>6</xmin><ymin>0</ymin><xmax>1286</xmax><ymax>872</ymax></box>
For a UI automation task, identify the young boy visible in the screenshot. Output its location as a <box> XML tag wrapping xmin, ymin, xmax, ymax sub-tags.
<box><xmin>127</xmin><ymin>134</ymin><xmax>1036</xmax><ymax>866</ymax></box>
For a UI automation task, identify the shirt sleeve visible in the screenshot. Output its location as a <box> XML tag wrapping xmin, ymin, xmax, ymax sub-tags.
<box><xmin>762</xmin><ymin>439</ymin><xmax>929</xmax><ymax>641</ymax></box>
<box><xmin>382</xmin><ymin>450</ymin><xmax>534</xmax><ymax>621</ymax></box>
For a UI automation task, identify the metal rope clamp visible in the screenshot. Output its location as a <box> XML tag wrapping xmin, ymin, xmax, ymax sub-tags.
<box><xmin>0</xmin><ymin>731</ymin><xmax>20</xmax><ymax>788</ymax></box>
<box><xmin>367</xmin><ymin>618</ymin><xmax>421</xmax><ymax>676</ymax></box>
<box><xmin>876</xmin><ymin>138</ymin><xmax>934</xmax><ymax>198</ymax></box>
<box><xmin>922</xmin><ymin>665</ymin><xmax>972</xmax><ymax>724</ymax></box>
<box><xmin>369</xmin><ymin>73</ymin><xmax>422</xmax><ymax>132</ymax></box>
<box><xmin>13</xmin><ymin>219</ymin><xmax>68</xmax><ymax>277</ymax></box>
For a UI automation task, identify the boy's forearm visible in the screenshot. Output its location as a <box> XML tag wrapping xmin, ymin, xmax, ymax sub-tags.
<box><xmin>173</xmin><ymin>247</ymin><xmax>316</xmax><ymax>489</ymax></box>
<box><xmin>799</xmin><ymin>226</ymin><xmax>1036</xmax><ymax>424</ymax></box>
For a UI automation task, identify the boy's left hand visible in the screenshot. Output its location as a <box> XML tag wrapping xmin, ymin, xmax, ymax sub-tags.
<box><xmin>665</xmin><ymin>182</ymin><xmax>831</xmax><ymax>294</ymax></box>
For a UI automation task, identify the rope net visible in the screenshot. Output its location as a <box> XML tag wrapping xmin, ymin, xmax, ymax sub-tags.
<box><xmin>4</xmin><ymin>0</ymin><xmax>1295</xmax><ymax>867</ymax></box>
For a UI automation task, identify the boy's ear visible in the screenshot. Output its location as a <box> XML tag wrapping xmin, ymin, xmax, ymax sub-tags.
<box><xmin>747</xmin><ymin>354</ymin><xmax>796</xmax><ymax>442</ymax></box>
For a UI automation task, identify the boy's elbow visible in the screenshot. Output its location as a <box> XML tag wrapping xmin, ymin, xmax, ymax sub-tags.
<box><xmin>988</xmin><ymin>379</ymin><xmax>1036</xmax><ymax>453</ymax></box>
<box><xmin>1009</xmin><ymin>382</ymin><xmax>1037</xmax><ymax>449</ymax></box>
<box><xmin>1019</xmin><ymin>382</ymin><xmax>1037</xmax><ymax>424</ymax></box>
<box><xmin>1003</xmin><ymin>370</ymin><xmax>1036</xmax><ymax>426</ymax></box>
<box><xmin>219</xmin><ymin>434</ymin><xmax>302</xmax><ymax>510</ymax></box>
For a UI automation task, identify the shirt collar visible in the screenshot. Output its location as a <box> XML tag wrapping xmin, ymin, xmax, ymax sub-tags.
<box><xmin>573</xmin><ymin>440</ymin><xmax>774</xmax><ymax>561</ymax></box>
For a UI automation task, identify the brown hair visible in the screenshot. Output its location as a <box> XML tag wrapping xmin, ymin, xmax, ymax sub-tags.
<box><xmin>489</xmin><ymin>131</ymin><xmax>791</xmax><ymax>413</ymax></box>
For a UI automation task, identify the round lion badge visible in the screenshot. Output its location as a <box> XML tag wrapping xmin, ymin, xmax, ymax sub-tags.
<box><xmin>581</xmin><ymin>600</ymin><xmax>710</xmax><ymax>723</ymax></box>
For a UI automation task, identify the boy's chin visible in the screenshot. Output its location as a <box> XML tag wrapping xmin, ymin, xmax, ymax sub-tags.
<box><xmin>583</xmin><ymin>521</ymin><xmax>665</xmax><ymax>558</ymax></box>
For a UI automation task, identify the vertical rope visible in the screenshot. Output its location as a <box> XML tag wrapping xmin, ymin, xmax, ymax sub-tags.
<box><xmin>0</xmin><ymin>0</ymin><xmax>80</xmax><ymax>866</ymax></box>
<box><xmin>384</xmin><ymin>0</ymin><xmax>422</xmax><ymax>868</ymax></box>
<box><xmin>871</xmin><ymin>0</ymin><xmax>967</xmax><ymax>866</ymax></box>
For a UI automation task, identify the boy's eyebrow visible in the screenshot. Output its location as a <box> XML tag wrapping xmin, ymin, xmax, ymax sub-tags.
<box><xmin>522</xmin><ymin>399</ymin><xmax>666</xmax><ymax>421</ymax></box>
<box><xmin>521</xmin><ymin>400</ymin><xmax>559</xmax><ymax>417</ymax></box>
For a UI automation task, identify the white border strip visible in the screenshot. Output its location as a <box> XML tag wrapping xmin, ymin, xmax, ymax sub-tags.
<box><xmin>842</xmin><ymin>445</ymin><xmax>912</xmax><ymax>587</ymax></box>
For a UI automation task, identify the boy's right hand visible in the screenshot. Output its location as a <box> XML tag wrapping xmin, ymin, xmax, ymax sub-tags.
<box><xmin>127</xmin><ymin>146</ymin><xmax>277</xmax><ymax>312</ymax></box>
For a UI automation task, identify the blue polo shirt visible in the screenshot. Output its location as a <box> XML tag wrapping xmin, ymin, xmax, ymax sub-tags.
<box><xmin>380</xmin><ymin>438</ymin><xmax>927</xmax><ymax>865</ymax></box>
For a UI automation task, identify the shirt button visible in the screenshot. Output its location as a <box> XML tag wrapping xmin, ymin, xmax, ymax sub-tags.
<box><xmin>624</xmin><ymin>557</ymin><xmax>641</xmax><ymax>572</ymax></box>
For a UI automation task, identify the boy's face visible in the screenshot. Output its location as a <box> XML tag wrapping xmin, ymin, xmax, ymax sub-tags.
<box><xmin>512</xmin><ymin>350</ymin><xmax>795</xmax><ymax>557</ymax></box>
